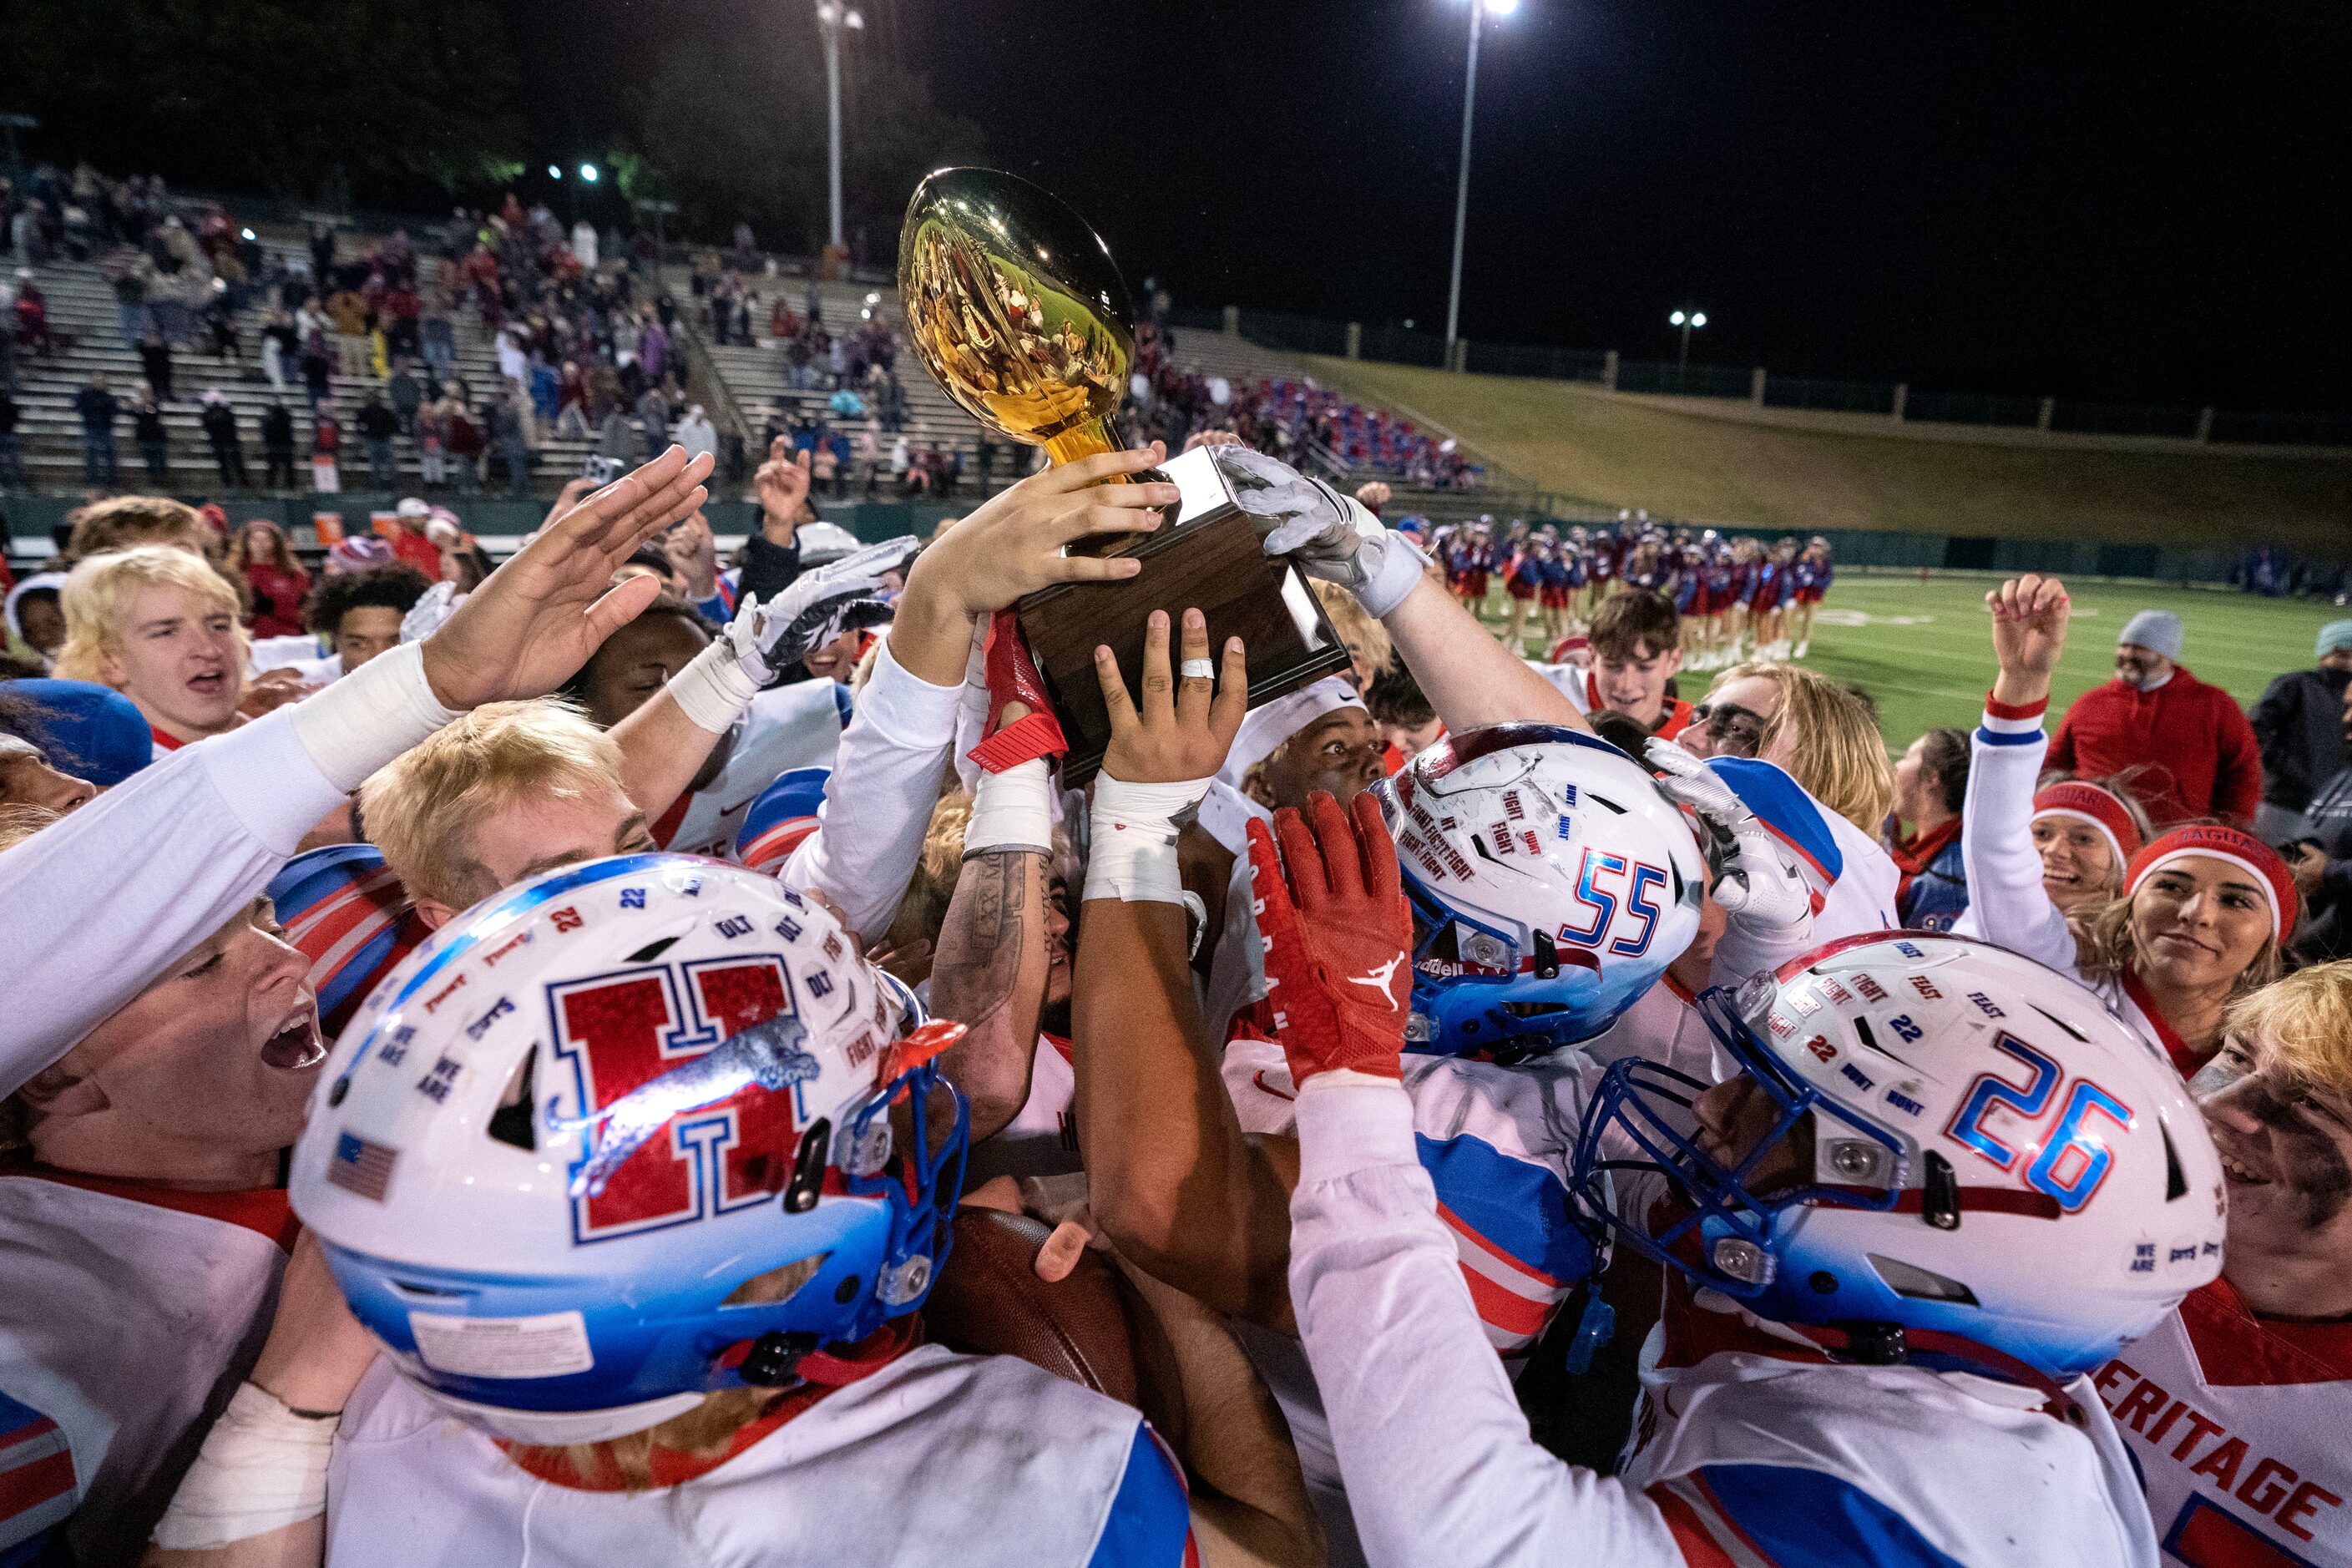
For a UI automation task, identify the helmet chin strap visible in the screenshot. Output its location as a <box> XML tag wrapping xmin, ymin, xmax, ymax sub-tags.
<box><xmin>1783</xmin><ymin>1320</ymin><xmax>2083</xmax><ymax>1421</ymax></box>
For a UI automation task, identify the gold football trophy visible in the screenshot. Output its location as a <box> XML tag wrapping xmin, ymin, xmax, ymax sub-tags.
<box><xmin>899</xmin><ymin>167</ymin><xmax>1351</xmax><ymax>782</ymax></box>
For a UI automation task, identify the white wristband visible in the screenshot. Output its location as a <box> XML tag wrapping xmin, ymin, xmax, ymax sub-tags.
<box><xmin>1361</xmin><ymin>528</ymin><xmax>1434</xmax><ymax>620</ymax></box>
<box><xmin>665</xmin><ymin>635</ymin><xmax>762</xmax><ymax>735</ymax></box>
<box><xmin>965</xmin><ymin>757</ymin><xmax>1053</xmax><ymax>857</ymax></box>
<box><xmin>287</xmin><ymin>640</ymin><xmax>459</xmax><ymax>794</ymax></box>
<box><xmin>149</xmin><ymin>1381</ymin><xmax>339</xmax><ymax>1550</ymax></box>
<box><xmin>1084</xmin><ymin>774</ymin><xmax>1211</xmax><ymax>906</ymax></box>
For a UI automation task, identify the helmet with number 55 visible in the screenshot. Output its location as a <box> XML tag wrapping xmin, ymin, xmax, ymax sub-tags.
<box><xmin>1375</xmin><ymin>724</ymin><xmax>1707</xmax><ymax>1060</ymax></box>
<box><xmin>1573</xmin><ymin>932</ymin><xmax>2226</xmax><ymax>1382</ymax></box>
<box><xmin>291</xmin><ymin>854</ymin><xmax>966</xmax><ymax>1444</ymax></box>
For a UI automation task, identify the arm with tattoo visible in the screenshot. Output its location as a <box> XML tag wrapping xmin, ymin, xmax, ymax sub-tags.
<box><xmin>931</xmin><ymin>839</ymin><xmax>1050</xmax><ymax>1144</ymax></box>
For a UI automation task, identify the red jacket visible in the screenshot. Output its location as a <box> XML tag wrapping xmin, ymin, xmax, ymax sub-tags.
<box><xmin>2048</xmin><ymin>666</ymin><xmax>2262</xmax><ymax>826</ymax></box>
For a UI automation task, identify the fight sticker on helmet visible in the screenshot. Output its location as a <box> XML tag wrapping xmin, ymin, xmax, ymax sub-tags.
<box><xmin>409</xmin><ymin>1309</ymin><xmax>595</xmax><ymax>1379</ymax></box>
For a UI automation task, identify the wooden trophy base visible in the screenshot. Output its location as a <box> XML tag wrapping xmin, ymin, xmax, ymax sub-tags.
<box><xmin>1014</xmin><ymin>443</ymin><xmax>1354</xmax><ymax>786</ymax></box>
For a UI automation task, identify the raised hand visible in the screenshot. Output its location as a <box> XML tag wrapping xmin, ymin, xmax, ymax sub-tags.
<box><xmin>1243</xmin><ymin>790</ymin><xmax>1414</xmax><ymax>1085</ymax></box>
<box><xmin>1986</xmin><ymin>574</ymin><xmax>2070</xmax><ymax>708</ymax></box>
<box><xmin>662</xmin><ymin>508</ymin><xmax>720</xmax><ymax>599</ymax></box>
<box><xmin>755</xmin><ymin>436</ymin><xmax>814</xmax><ymax>544</ymax></box>
<box><xmin>1644</xmin><ymin>738</ymin><xmax>1813</xmax><ymax>933</ymax></box>
<box><xmin>1353</xmin><ymin>479</ymin><xmax>1393</xmax><ymax>513</ymax></box>
<box><xmin>1095</xmin><ymin>606</ymin><xmax>1248</xmax><ymax>785</ymax></box>
<box><xmin>419</xmin><ymin>445</ymin><xmax>713</xmax><ymax>710</ymax></box>
<box><xmin>908</xmin><ymin>443</ymin><xmax>1180</xmax><ymax>622</ymax></box>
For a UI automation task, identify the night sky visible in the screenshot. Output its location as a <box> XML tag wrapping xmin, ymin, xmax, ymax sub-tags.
<box><xmin>503</xmin><ymin>0</ymin><xmax>2350</xmax><ymax>408</ymax></box>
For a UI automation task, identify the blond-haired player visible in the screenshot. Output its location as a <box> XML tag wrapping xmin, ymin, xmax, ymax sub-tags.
<box><xmin>52</xmin><ymin>545</ymin><xmax>249</xmax><ymax>758</ymax></box>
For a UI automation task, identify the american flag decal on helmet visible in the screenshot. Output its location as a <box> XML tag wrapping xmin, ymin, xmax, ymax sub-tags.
<box><xmin>328</xmin><ymin>1130</ymin><xmax>399</xmax><ymax>1201</ymax></box>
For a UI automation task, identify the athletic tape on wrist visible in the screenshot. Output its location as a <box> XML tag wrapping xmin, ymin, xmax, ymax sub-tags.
<box><xmin>1083</xmin><ymin>774</ymin><xmax>1212</xmax><ymax>905</ymax></box>
<box><xmin>148</xmin><ymin>1381</ymin><xmax>339</xmax><ymax>1550</ymax></box>
<box><xmin>287</xmin><ymin>640</ymin><xmax>460</xmax><ymax>795</ymax></box>
<box><xmin>666</xmin><ymin>635</ymin><xmax>762</xmax><ymax>734</ymax></box>
<box><xmin>964</xmin><ymin>757</ymin><xmax>1054</xmax><ymax>857</ymax></box>
<box><xmin>1360</xmin><ymin>529</ymin><xmax>1434</xmax><ymax>620</ymax></box>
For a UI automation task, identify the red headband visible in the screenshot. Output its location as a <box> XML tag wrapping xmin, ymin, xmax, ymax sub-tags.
<box><xmin>2031</xmin><ymin>781</ymin><xmax>2143</xmax><ymax>872</ymax></box>
<box><xmin>2124</xmin><ymin>824</ymin><xmax>2298</xmax><ymax>942</ymax></box>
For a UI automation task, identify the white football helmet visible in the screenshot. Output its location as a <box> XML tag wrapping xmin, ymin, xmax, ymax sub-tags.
<box><xmin>1573</xmin><ymin>932</ymin><xmax>2226</xmax><ymax>1381</ymax></box>
<box><xmin>1375</xmin><ymin>724</ymin><xmax>1707</xmax><ymax>1059</ymax></box>
<box><xmin>291</xmin><ymin>854</ymin><xmax>965</xmax><ymax>1444</ymax></box>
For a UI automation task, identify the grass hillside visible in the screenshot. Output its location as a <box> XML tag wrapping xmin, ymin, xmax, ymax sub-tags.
<box><xmin>1305</xmin><ymin>357</ymin><xmax>2352</xmax><ymax>552</ymax></box>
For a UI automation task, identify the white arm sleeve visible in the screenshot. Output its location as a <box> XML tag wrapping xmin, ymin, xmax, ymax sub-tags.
<box><xmin>0</xmin><ymin>643</ymin><xmax>457</xmax><ymax>1094</ymax></box>
<box><xmin>1954</xmin><ymin>706</ymin><xmax>2080</xmax><ymax>971</ymax></box>
<box><xmin>1288</xmin><ymin>1080</ymin><xmax>1687</xmax><ymax>1568</ymax></box>
<box><xmin>778</xmin><ymin>631</ymin><xmax>962</xmax><ymax>941</ymax></box>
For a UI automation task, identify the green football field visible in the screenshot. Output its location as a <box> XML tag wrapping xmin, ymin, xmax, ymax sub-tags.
<box><xmin>1478</xmin><ymin>572</ymin><xmax>2334</xmax><ymax>749</ymax></box>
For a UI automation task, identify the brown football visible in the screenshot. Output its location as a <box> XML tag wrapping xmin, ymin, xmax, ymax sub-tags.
<box><xmin>924</xmin><ymin>1207</ymin><xmax>1140</xmax><ymax>1407</ymax></box>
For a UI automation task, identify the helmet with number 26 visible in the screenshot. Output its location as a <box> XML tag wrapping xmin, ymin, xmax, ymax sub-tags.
<box><xmin>291</xmin><ymin>854</ymin><xmax>967</xmax><ymax>1444</ymax></box>
<box><xmin>1375</xmin><ymin>724</ymin><xmax>1707</xmax><ymax>1060</ymax></box>
<box><xmin>1574</xmin><ymin>933</ymin><xmax>2226</xmax><ymax>1382</ymax></box>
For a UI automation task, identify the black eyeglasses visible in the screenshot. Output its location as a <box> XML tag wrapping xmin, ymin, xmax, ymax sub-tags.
<box><xmin>1689</xmin><ymin>701</ymin><xmax>1768</xmax><ymax>758</ymax></box>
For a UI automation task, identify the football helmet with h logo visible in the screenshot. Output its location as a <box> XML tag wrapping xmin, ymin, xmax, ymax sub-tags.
<box><xmin>291</xmin><ymin>854</ymin><xmax>966</xmax><ymax>1444</ymax></box>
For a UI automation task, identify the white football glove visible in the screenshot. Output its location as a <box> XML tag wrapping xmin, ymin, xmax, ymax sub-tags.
<box><xmin>1643</xmin><ymin>739</ymin><xmax>1813</xmax><ymax>933</ymax></box>
<box><xmin>727</xmin><ymin>535</ymin><xmax>921</xmax><ymax>686</ymax></box>
<box><xmin>1212</xmin><ymin>446</ymin><xmax>1431</xmax><ymax>619</ymax></box>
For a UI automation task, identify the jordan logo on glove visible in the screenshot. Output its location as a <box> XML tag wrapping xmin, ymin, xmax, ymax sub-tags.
<box><xmin>1244</xmin><ymin>791</ymin><xmax>1416</xmax><ymax>1086</ymax></box>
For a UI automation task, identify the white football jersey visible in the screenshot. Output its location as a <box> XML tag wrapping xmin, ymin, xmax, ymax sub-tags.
<box><xmin>0</xmin><ymin>1174</ymin><xmax>289</xmax><ymax>1565</ymax></box>
<box><xmin>651</xmin><ymin>681</ymin><xmax>847</xmax><ymax>858</ymax></box>
<box><xmin>2097</xmin><ymin>1279</ymin><xmax>2352</xmax><ymax>1565</ymax></box>
<box><xmin>323</xmin><ymin>1343</ymin><xmax>1191</xmax><ymax>1566</ymax></box>
<box><xmin>1624</xmin><ymin>1287</ymin><xmax>2158</xmax><ymax>1568</ymax></box>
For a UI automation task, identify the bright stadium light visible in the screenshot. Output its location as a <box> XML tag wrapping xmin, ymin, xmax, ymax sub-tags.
<box><xmin>240</xmin><ymin>227</ymin><xmax>257</xmax><ymax>242</ymax></box>
<box><xmin>1672</xmin><ymin>306</ymin><xmax>1708</xmax><ymax>368</ymax></box>
<box><xmin>579</xmin><ymin>163</ymin><xmax>599</xmax><ymax>183</ymax></box>
<box><xmin>1444</xmin><ymin>0</ymin><xmax>1515</xmax><ymax>360</ymax></box>
<box><xmin>547</xmin><ymin>164</ymin><xmax>563</xmax><ymax>180</ymax></box>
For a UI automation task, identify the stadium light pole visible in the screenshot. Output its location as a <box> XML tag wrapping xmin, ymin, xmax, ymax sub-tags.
<box><xmin>817</xmin><ymin>3</ymin><xmax>866</xmax><ymax>252</ymax></box>
<box><xmin>1444</xmin><ymin>0</ymin><xmax>1515</xmax><ymax>362</ymax></box>
<box><xmin>1670</xmin><ymin>307</ymin><xmax>1707</xmax><ymax>369</ymax></box>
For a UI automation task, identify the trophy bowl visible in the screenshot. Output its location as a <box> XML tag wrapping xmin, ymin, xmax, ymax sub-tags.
<box><xmin>898</xmin><ymin>167</ymin><xmax>1136</xmax><ymax>467</ymax></box>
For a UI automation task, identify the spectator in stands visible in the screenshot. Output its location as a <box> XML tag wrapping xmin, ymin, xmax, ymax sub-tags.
<box><xmin>132</xmin><ymin>385</ymin><xmax>168</xmax><ymax>485</ymax></box>
<box><xmin>51</xmin><ymin>544</ymin><xmax>245</xmax><ymax>755</ymax></box>
<box><xmin>3</xmin><ymin>574</ymin><xmax>64</xmax><ymax>669</ymax></box>
<box><xmin>259</xmin><ymin>307</ymin><xmax>295</xmax><ymax>393</ymax></box>
<box><xmin>226</xmin><ymin>519</ymin><xmax>311</xmax><ymax>640</ymax></box>
<box><xmin>298</xmin><ymin>307</ymin><xmax>333</xmax><ymax>411</ymax></box>
<box><xmin>260</xmin><ymin>400</ymin><xmax>297</xmax><ymax>490</ymax></box>
<box><xmin>326</xmin><ymin>281</ymin><xmax>369</xmax><ymax>377</ymax></box>
<box><xmin>635</xmin><ymin>382</ymin><xmax>669</xmax><ymax>463</ymax></box>
<box><xmin>492</xmin><ymin>384</ymin><xmax>532</xmax><ymax>498</ymax></box>
<box><xmin>0</xmin><ymin>387</ymin><xmax>23</xmax><ymax>488</ymax></box>
<box><xmin>76</xmin><ymin>372</ymin><xmax>120</xmax><ymax>487</ymax></box>
<box><xmin>199</xmin><ymin>388</ymin><xmax>250</xmax><ymax>490</ymax></box>
<box><xmin>442</xmin><ymin>392</ymin><xmax>483</xmax><ymax>495</ymax></box>
<box><xmin>2050</xmin><ymin>608</ymin><xmax>2262</xmax><ymax>826</ymax></box>
<box><xmin>357</xmin><ymin>387</ymin><xmax>400</xmax><ymax>490</ymax></box>
<box><xmin>302</xmin><ymin>561</ymin><xmax>429</xmax><ymax>675</ymax></box>
<box><xmin>311</xmin><ymin>404</ymin><xmax>342</xmax><ymax>492</ymax></box>
<box><xmin>1889</xmin><ymin>726</ymin><xmax>1971</xmax><ymax>929</ymax></box>
<box><xmin>138</xmin><ymin>321</ymin><xmax>175</xmax><ymax>402</ymax></box>
<box><xmin>11</xmin><ymin>270</ymin><xmax>52</xmax><ymax>355</ymax></box>
<box><xmin>2249</xmin><ymin>618</ymin><xmax>2352</xmax><ymax>842</ymax></box>
<box><xmin>674</xmin><ymin>402</ymin><xmax>716</xmax><ymax>465</ymax></box>
<box><xmin>387</xmin><ymin>357</ymin><xmax>424</xmax><ymax>435</ymax></box>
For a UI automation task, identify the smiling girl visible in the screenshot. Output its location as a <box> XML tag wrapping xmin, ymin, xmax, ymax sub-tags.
<box><xmin>52</xmin><ymin>546</ymin><xmax>250</xmax><ymax>759</ymax></box>
<box><xmin>1960</xmin><ymin>574</ymin><xmax>2289</xmax><ymax>1071</ymax></box>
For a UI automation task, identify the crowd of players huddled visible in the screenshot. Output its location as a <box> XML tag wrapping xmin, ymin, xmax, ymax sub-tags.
<box><xmin>1</xmin><ymin>427</ymin><xmax>2348</xmax><ymax>1567</ymax></box>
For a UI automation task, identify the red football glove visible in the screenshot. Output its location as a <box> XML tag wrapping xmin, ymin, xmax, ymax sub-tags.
<box><xmin>965</xmin><ymin>609</ymin><xmax>1069</xmax><ymax>773</ymax></box>
<box><xmin>1244</xmin><ymin>791</ymin><xmax>1414</xmax><ymax>1085</ymax></box>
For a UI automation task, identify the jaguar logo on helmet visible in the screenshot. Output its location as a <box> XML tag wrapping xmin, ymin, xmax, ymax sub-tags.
<box><xmin>1373</xmin><ymin>723</ymin><xmax>1707</xmax><ymax>1061</ymax></box>
<box><xmin>291</xmin><ymin>854</ymin><xmax>969</xmax><ymax>1447</ymax></box>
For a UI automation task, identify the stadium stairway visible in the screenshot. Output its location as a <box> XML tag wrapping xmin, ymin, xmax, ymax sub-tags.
<box><xmin>5</xmin><ymin>243</ymin><xmax>599</xmax><ymax>500</ymax></box>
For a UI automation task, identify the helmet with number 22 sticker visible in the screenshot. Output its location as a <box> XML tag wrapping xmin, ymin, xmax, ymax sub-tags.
<box><xmin>1573</xmin><ymin>932</ymin><xmax>2225</xmax><ymax>1382</ymax></box>
<box><xmin>291</xmin><ymin>854</ymin><xmax>966</xmax><ymax>1444</ymax></box>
